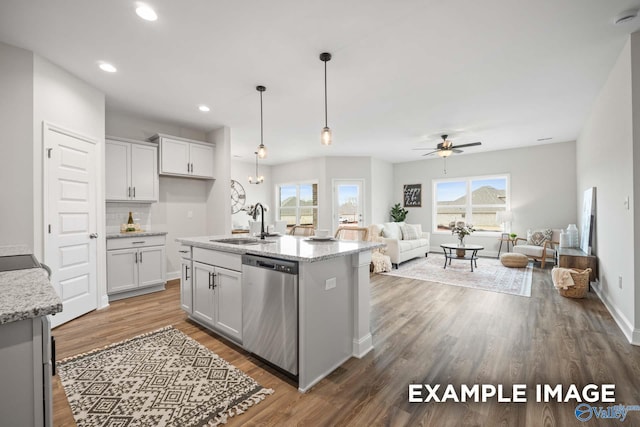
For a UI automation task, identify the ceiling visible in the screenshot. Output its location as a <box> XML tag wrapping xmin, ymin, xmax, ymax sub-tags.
<box><xmin>1</xmin><ymin>0</ymin><xmax>639</xmax><ymax>165</ymax></box>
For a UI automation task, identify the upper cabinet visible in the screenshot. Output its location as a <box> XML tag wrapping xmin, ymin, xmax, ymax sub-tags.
<box><xmin>150</xmin><ymin>134</ymin><xmax>215</xmax><ymax>179</ymax></box>
<box><xmin>105</xmin><ymin>137</ymin><xmax>159</xmax><ymax>203</ymax></box>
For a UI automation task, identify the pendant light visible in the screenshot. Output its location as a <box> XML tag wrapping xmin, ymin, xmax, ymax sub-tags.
<box><xmin>248</xmin><ymin>152</ymin><xmax>264</xmax><ymax>184</ymax></box>
<box><xmin>320</xmin><ymin>52</ymin><xmax>332</xmax><ymax>146</ymax></box>
<box><xmin>256</xmin><ymin>85</ymin><xmax>267</xmax><ymax>158</ymax></box>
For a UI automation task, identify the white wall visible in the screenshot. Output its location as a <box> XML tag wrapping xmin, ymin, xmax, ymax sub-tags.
<box><xmin>577</xmin><ymin>36</ymin><xmax>637</xmax><ymax>343</ymax></box>
<box><xmin>106</xmin><ymin>110</ymin><xmax>211</xmax><ymax>279</ymax></box>
<box><xmin>394</xmin><ymin>141</ymin><xmax>577</xmax><ymax>255</ymax></box>
<box><xmin>230</xmin><ymin>160</ymin><xmax>273</xmax><ymax>228</ymax></box>
<box><xmin>206</xmin><ymin>126</ymin><xmax>231</xmax><ymax>236</ymax></box>
<box><xmin>371</xmin><ymin>158</ymin><xmax>394</xmax><ymax>224</ymax></box>
<box><xmin>0</xmin><ymin>42</ymin><xmax>33</xmax><ymax>247</ymax></box>
<box><xmin>633</xmin><ymin>32</ymin><xmax>640</xmax><ymax>344</ymax></box>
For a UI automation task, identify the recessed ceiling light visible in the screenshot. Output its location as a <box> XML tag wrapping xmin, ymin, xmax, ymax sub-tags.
<box><xmin>135</xmin><ymin>4</ymin><xmax>158</xmax><ymax>21</ymax></box>
<box><xmin>614</xmin><ymin>9</ymin><xmax>638</xmax><ymax>25</ymax></box>
<box><xmin>537</xmin><ymin>137</ymin><xmax>553</xmax><ymax>142</ymax></box>
<box><xmin>99</xmin><ymin>62</ymin><xmax>117</xmax><ymax>73</ymax></box>
<box><xmin>198</xmin><ymin>105</ymin><xmax>210</xmax><ymax>112</ymax></box>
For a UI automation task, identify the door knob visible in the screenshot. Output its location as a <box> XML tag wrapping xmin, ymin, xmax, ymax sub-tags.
<box><xmin>89</xmin><ymin>233</ymin><xmax>98</xmax><ymax>239</ymax></box>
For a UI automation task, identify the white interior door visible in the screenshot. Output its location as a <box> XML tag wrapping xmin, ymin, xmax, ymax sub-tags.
<box><xmin>44</xmin><ymin>123</ymin><xmax>98</xmax><ymax>328</ymax></box>
<box><xmin>333</xmin><ymin>180</ymin><xmax>364</xmax><ymax>231</ymax></box>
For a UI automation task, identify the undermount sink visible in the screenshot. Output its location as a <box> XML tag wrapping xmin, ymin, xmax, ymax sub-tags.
<box><xmin>210</xmin><ymin>237</ymin><xmax>274</xmax><ymax>245</ymax></box>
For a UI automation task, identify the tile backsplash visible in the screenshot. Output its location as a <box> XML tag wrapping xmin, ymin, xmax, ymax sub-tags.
<box><xmin>106</xmin><ymin>204</ymin><xmax>153</xmax><ymax>233</ymax></box>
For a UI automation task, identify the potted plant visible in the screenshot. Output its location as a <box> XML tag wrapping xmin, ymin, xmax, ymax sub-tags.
<box><xmin>509</xmin><ymin>233</ymin><xmax>517</xmax><ymax>241</ymax></box>
<box><xmin>390</xmin><ymin>203</ymin><xmax>408</xmax><ymax>222</ymax></box>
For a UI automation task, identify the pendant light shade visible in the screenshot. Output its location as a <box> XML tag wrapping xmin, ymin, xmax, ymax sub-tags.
<box><xmin>248</xmin><ymin>152</ymin><xmax>264</xmax><ymax>185</ymax></box>
<box><xmin>320</xmin><ymin>52</ymin><xmax>332</xmax><ymax>146</ymax></box>
<box><xmin>256</xmin><ymin>85</ymin><xmax>267</xmax><ymax>158</ymax></box>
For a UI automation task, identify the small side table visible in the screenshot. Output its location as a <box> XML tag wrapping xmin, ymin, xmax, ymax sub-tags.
<box><xmin>497</xmin><ymin>233</ymin><xmax>516</xmax><ymax>258</ymax></box>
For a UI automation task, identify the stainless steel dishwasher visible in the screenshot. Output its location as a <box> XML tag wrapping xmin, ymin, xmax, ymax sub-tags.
<box><xmin>242</xmin><ymin>254</ymin><xmax>298</xmax><ymax>376</ymax></box>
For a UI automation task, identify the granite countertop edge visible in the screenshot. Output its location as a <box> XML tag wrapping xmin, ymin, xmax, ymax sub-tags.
<box><xmin>176</xmin><ymin>236</ymin><xmax>384</xmax><ymax>263</ymax></box>
<box><xmin>107</xmin><ymin>231</ymin><xmax>168</xmax><ymax>239</ymax></box>
<box><xmin>0</xmin><ymin>266</ymin><xmax>63</xmax><ymax>325</ymax></box>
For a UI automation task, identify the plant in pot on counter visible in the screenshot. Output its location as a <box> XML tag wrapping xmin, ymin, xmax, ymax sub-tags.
<box><xmin>390</xmin><ymin>203</ymin><xmax>408</xmax><ymax>222</ymax></box>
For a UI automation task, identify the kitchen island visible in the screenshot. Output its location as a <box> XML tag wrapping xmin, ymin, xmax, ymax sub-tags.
<box><xmin>0</xmin><ymin>245</ymin><xmax>62</xmax><ymax>426</ymax></box>
<box><xmin>176</xmin><ymin>234</ymin><xmax>383</xmax><ymax>392</ymax></box>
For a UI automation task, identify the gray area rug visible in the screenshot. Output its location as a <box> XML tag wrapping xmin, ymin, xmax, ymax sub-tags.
<box><xmin>382</xmin><ymin>253</ymin><xmax>533</xmax><ymax>297</ymax></box>
<box><xmin>57</xmin><ymin>326</ymin><xmax>273</xmax><ymax>427</ymax></box>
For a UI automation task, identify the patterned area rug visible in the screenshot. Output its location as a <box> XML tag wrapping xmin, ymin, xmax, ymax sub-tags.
<box><xmin>57</xmin><ymin>327</ymin><xmax>273</xmax><ymax>427</ymax></box>
<box><xmin>382</xmin><ymin>253</ymin><xmax>533</xmax><ymax>297</ymax></box>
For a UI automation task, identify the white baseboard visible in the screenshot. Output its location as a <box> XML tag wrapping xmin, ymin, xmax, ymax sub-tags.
<box><xmin>591</xmin><ymin>282</ymin><xmax>639</xmax><ymax>346</ymax></box>
<box><xmin>352</xmin><ymin>334</ymin><xmax>373</xmax><ymax>358</ymax></box>
<box><xmin>166</xmin><ymin>270</ymin><xmax>180</xmax><ymax>281</ymax></box>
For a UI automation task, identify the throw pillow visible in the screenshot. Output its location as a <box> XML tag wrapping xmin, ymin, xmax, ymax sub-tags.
<box><xmin>381</xmin><ymin>222</ymin><xmax>402</xmax><ymax>240</ymax></box>
<box><xmin>400</xmin><ymin>223</ymin><xmax>422</xmax><ymax>240</ymax></box>
<box><xmin>527</xmin><ymin>229</ymin><xmax>553</xmax><ymax>246</ymax></box>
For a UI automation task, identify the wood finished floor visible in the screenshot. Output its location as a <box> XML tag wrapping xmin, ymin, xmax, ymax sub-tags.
<box><xmin>53</xmin><ymin>267</ymin><xmax>640</xmax><ymax>426</ymax></box>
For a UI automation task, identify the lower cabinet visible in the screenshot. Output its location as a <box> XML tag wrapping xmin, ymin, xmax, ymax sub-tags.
<box><xmin>106</xmin><ymin>235</ymin><xmax>166</xmax><ymax>299</ymax></box>
<box><xmin>192</xmin><ymin>260</ymin><xmax>242</xmax><ymax>342</ymax></box>
<box><xmin>180</xmin><ymin>257</ymin><xmax>193</xmax><ymax>314</ymax></box>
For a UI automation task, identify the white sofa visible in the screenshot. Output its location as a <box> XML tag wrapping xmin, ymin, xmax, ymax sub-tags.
<box><xmin>369</xmin><ymin>222</ymin><xmax>430</xmax><ymax>268</ymax></box>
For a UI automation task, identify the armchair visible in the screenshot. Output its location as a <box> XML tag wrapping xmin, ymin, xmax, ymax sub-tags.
<box><xmin>512</xmin><ymin>228</ymin><xmax>561</xmax><ymax>268</ymax></box>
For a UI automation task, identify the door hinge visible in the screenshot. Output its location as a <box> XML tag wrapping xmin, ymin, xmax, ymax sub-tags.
<box><xmin>47</xmin><ymin>148</ymin><xmax>52</xmax><ymax>158</ymax></box>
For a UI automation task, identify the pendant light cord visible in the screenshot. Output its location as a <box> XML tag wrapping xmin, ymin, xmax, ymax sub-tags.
<box><xmin>324</xmin><ymin>60</ymin><xmax>328</xmax><ymax>127</ymax></box>
<box><xmin>260</xmin><ymin>90</ymin><xmax>264</xmax><ymax>146</ymax></box>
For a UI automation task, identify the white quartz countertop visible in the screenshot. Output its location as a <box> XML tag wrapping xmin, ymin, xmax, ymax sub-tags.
<box><xmin>0</xmin><ymin>246</ymin><xmax>62</xmax><ymax>324</ymax></box>
<box><xmin>106</xmin><ymin>231</ymin><xmax>168</xmax><ymax>239</ymax></box>
<box><xmin>176</xmin><ymin>235</ymin><xmax>384</xmax><ymax>262</ymax></box>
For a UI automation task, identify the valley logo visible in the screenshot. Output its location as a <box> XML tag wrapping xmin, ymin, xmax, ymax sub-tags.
<box><xmin>574</xmin><ymin>403</ymin><xmax>640</xmax><ymax>422</ymax></box>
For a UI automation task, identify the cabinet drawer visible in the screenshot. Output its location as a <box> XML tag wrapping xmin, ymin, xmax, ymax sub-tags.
<box><xmin>193</xmin><ymin>247</ymin><xmax>241</xmax><ymax>271</ymax></box>
<box><xmin>107</xmin><ymin>235</ymin><xmax>166</xmax><ymax>250</ymax></box>
<box><xmin>178</xmin><ymin>245</ymin><xmax>192</xmax><ymax>259</ymax></box>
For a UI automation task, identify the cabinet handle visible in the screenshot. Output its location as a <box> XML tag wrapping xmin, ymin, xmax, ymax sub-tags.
<box><xmin>187</xmin><ymin>162</ymin><xmax>190</xmax><ymax>173</ymax></box>
<box><xmin>133</xmin><ymin>187</ymin><xmax>136</xmax><ymax>198</ymax></box>
<box><xmin>184</xmin><ymin>265</ymin><xmax>190</xmax><ymax>280</ymax></box>
<box><xmin>135</xmin><ymin>252</ymin><xmax>138</xmax><ymax>264</ymax></box>
<box><xmin>209</xmin><ymin>272</ymin><xmax>217</xmax><ymax>289</ymax></box>
<box><xmin>128</xmin><ymin>186</ymin><xmax>131</xmax><ymax>198</ymax></box>
<box><xmin>132</xmin><ymin>241</ymin><xmax>146</xmax><ymax>244</ymax></box>
<box><xmin>139</xmin><ymin>251</ymin><xmax>143</xmax><ymax>263</ymax></box>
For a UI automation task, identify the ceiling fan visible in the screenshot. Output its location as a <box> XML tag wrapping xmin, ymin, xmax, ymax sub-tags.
<box><xmin>413</xmin><ymin>134</ymin><xmax>482</xmax><ymax>157</ymax></box>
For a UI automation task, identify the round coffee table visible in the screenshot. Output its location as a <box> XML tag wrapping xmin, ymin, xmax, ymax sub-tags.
<box><xmin>441</xmin><ymin>243</ymin><xmax>484</xmax><ymax>272</ymax></box>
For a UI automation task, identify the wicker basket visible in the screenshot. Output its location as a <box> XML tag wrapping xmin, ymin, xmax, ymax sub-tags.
<box><xmin>558</xmin><ymin>268</ymin><xmax>591</xmax><ymax>299</ymax></box>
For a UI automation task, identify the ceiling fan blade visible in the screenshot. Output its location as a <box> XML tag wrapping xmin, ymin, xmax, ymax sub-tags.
<box><xmin>412</xmin><ymin>147</ymin><xmax>439</xmax><ymax>151</ymax></box>
<box><xmin>453</xmin><ymin>142</ymin><xmax>482</xmax><ymax>149</ymax></box>
<box><xmin>452</xmin><ymin>149</ymin><xmax>463</xmax><ymax>153</ymax></box>
<box><xmin>421</xmin><ymin>150</ymin><xmax>439</xmax><ymax>156</ymax></box>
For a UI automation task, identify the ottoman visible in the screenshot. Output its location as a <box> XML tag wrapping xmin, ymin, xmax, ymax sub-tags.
<box><xmin>501</xmin><ymin>252</ymin><xmax>528</xmax><ymax>268</ymax></box>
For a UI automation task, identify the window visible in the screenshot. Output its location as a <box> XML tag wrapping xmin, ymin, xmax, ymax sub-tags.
<box><xmin>277</xmin><ymin>182</ymin><xmax>318</xmax><ymax>228</ymax></box>
<box><xmin>433</xmin><ymin>175</ymin><xmax>509</xmax><ymax>233</ymax></box>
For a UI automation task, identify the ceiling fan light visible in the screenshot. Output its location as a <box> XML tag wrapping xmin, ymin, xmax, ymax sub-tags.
<box><xmin>321</xmin><ymin>127</ymin><xmax>332</xmax><ymax>146</ymax></box>
<box><xmin>438</xmin><ymin>149</ymin><xmax>453</xmax><ymax>158</ymax></box>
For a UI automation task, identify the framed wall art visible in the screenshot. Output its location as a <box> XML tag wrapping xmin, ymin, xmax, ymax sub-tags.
<box><xmin>403</xmin><ymin>184</ymin><xmax>422</xmax><ymax>207</ymax></box>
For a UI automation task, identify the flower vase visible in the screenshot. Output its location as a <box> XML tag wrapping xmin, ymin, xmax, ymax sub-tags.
<box><xmin>456</xmin><ymin>237</ymin><xmax>465</xmax><ymax>257</ymax></box>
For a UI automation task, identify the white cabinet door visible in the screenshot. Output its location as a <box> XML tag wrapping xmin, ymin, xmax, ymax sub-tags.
<box><xmin>190</xmin><ymin>143</ymin><xmax>215</xmax><ymax>179</ymax></box>
<box><xmin>107</xmin><ymin>248</ymin><xmax>138</xmax><ymax>293</ymax></box>
<box><xmin>160</xmin><ymin>137</ymin><xmax>191</xmax><ymax>176</ymax></box>
<box><xmin>193</xmin><ymin>262</ymin><xmax>215</xmax><ymax>325</ymax></box>
<box><xmin>180</xmin><ymin>259</ymin><xmax>193</xmax><ymax>314</ymax></box>
<box><xmin>105</xmin><ymin>139</ymin><xmax>131</xmax><ymax>201</ymax></box>
<box><xmin>138</xmin><ymin>246</ymin><xmax>165</xmax><ymax>287</ymax></box>
<box><xmin>130</xmin><ymin>143</ymin><xmax>158</xmax><ymax>202</ymax></box>
<box><xmin>213</xmin><ymin>267</ymin><xmax>242</xmax><ymax>341</ymax></box>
